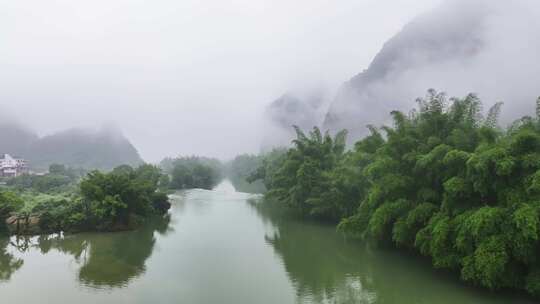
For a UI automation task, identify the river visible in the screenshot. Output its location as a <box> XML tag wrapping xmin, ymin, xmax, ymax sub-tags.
<box><xmin>0</xmin><ymin>180</ymin><xmax>535</xmax><ymax>303</ymax></box>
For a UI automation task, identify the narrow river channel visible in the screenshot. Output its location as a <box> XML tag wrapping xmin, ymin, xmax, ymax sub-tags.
<box><xmin>0</xmin><ymin>180</ymin><xmax>535</xmax><ymax>303</ymax></box>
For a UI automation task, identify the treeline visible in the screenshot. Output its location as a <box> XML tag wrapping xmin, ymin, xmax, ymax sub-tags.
<box><xmin>0</xmin><ymin>155</ymin><xmax>227</xmax><ymax>235</ymax></box>
<box><xmin>225</xmin><ymin>154</ymin><xmax>269</xmax><ymax>193</ymax></box>
<box><xmin>250</xmin><ymin>90</ymin><xmax>540</xmax><ymax>297</ymax></box>
<box><xmin>1</xmin><ymin>153</ymin><xmax>230</xmax><ymax>235</ymax></box>
<box><xmin>0</xmin><ymin>164</ymin><xmax>170</xmax><ymax>234</ymax></box>
<box><xmin>160</xmin><ymin>156</ymin><xmax>222</xmax><ymax>190</ymax></box>
<box><xmin>4</xmin><ymin>164</ymin><xmax>86</xmax><ymax>193</ymax></box>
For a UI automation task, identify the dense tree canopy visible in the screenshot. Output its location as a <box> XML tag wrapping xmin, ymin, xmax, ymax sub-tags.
<box><xmin>0</xmin><ymin>190</ymin><xmax>23</xmax><ymax>230</ymax></box>
<box><xmin>5</xmin><ymin>164</ymin><xmax>86</xmax><ymax>193</ymax></box>
<box><xmin>251</xmin><ymin>90</ymin><xmax>540</xmax><ymax>297</ymax></box>
<box><xmin>226</xmin><ymin>154</ymin><xmax>269</xmax><ymax>193</ymax></box>
<box><xmin>80</xmin><ymin>164</ymin><xmax>171</xmax><ymax>229</ymax></box>
<box><xmin>259</xmin><ymin>127</ymin><xmax>350</xmax><ymax>220</ymax></box>
<box><xmin>1</xmin><ymin>164</ymin><xmax>171</xmax><ymax>235</ymax></box>
<box><xmin>161</xmin><ymin>156</ymin><xmax>222</xmax><ymax>190</ymax></box>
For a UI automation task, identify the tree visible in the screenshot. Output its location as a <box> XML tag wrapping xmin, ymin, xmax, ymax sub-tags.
<box><xmin>252</xmin><ymin>90</ymin><xmax>540</xmax><ymax>297</ymax></box>
<box><xmin>80</xmin><ymin>164</ymin><xmax>170</xmax><ymax>229</ymax></box>
<box><xmin>166</xmin><ymin>157</ymin><xmax>222</xmax><ymax>190</ymax></box>
<box><xmin>0</xmin><ymin>191</ymin><xmax>23</xmax><ymax>220</ymax></box>
<box><xmin>254</xmin><ymin>126</ymin><xmax>351</xmax><ymax>220</ymax></box>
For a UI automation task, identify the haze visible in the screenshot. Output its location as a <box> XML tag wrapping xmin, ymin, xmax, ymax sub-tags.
<box><xmin>0</xmin><ymin>0</ymin><xmax>442</xmax><ymax>162</ymax></box>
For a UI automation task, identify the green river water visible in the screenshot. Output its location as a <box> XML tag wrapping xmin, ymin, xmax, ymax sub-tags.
<box><xmin>0</xmin><ymin>180</ymin><xmax>535</xmax><ymax>303</ymax></box>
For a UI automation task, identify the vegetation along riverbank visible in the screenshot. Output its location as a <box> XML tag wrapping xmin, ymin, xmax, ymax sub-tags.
<box><xmin>0</xmin><ymin>164</ymin><xmax>171</xmax><ymax>235</ymax></box>
<box><xmin>248</xmin><ymin>90</ymin><xmax>540</xmax><ymax>298</ymax></box>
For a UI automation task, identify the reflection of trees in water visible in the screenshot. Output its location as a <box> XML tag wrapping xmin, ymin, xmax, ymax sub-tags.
<box><xmin>0</xmin><ymin>237</ymin><xmax>24</xmax><ymax>283</ymax></box>
<box><xmin>249</xmin><ymin>200</ymin><xmax>376</xmax><ymax>304</ymax></box>
<box><xmin>265</xmin><ymin>223</ymin><xmax>377</xmax><ymax>304</ymax></box>
<box><xmin>40</xmin><ymin>214</ymin><xmax>172</xmax><ymax>289</ymax></box>
<box><xmin>249</xmin><ymin>201</ymin><xmax>530</xmax><ymax>304</ymax></box>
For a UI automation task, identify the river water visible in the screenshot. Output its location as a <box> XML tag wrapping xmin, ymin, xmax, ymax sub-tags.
<box><xmin>0</xmin><ymin>180</ymin><xmax>535</xmax><ymax>303</ymax></box>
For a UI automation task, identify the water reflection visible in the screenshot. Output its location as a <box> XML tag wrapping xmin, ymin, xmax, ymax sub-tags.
<box><xmin>254</xmin><ymin>203</ymin><xmax>376</xmax><ymax>304</ymax></box>
<box><xmin>249</xmin><ymin>200</ymin><xmax>535</xmax><ymax>304</ymax></box>
<box><xmin>0</xmin><ymin>237</ymin><xmax>24</xmax><ymax>282</ymax></box>
<box><xmin>73</xmin><ymin>215</ymin><xmax>170</xmax><ymax>289</ymax></box>
<box><xmin>1</xmin><ymin>214</ymin><xmax>171</xmax><ymax>289</ymax></box>
<box><xmin>1</xmin><ymin>187</ymin><xmax>537</xmax><ymax>304</ymax></box>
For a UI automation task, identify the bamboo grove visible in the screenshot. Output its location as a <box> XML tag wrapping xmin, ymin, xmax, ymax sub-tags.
<box><xmin>249</xmin><ymin>90</ymin><xmax>540</xmax><ymax>297</ymax></box>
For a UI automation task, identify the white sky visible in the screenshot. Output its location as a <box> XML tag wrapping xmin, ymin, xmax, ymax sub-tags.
<box><xmin>0</xmin><ymin>0</ymin><xmax>442</xmax><ymax>162</ymax></box>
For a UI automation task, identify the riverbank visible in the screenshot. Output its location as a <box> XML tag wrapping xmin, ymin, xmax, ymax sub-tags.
<box><xmin>0</xmin><ymin>181</ymin><xmax>535</xmax><ymax>304</ymax></box>
<box><xmin>3</xmin><ymin>212</ymin><xmax>168</xmax><ymax>236</ymax></box>
<box><xmin>0</xmin><ymin>164</ymin><xmax>171</xmax><ymax>237</ymax></box>
<box><xmin>247</xmin><ymin>94</ymin><xmax>540</xmax><ymax>298</ymax></box>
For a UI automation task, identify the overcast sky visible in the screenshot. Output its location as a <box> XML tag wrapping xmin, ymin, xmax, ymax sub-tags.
<box><xmin>0</xmin><ymin>0</ymin><xmax>442</xmax><ymax>162</ymax></box>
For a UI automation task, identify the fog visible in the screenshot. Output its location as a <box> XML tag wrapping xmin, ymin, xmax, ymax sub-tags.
<box><xmin>0</xmin><ymin>0</ymin><xmax>441</xmax><ymax>162</ymax></box>
<box><xmin>3</xmin><ymin>0</ymin><xmax>539</xmax><ymax>163</ymax></box>
<box><xmin>323</xmin><ymin>0</ymin><xmax>540</xmax><ymax>139</ymax></box>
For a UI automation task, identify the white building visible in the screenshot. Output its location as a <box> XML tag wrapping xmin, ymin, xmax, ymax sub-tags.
<box><xmin>0</xmin><ymin>154</ymin><xmax>29</xmax><ymax>177</ymax></box>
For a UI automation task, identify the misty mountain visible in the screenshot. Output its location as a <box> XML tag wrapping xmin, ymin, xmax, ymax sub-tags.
<box><xmin>0</xmin><ymin>123</ymin><xmax>143</xmax><ymax>170</ymax></box>
<box><xmin>323</xmin><ymin>1</ymin><xmax>486</xmax><ymax>138</ymax></box>
<box><xmin>320</xmin><ymin>0</ymin><xmax>540</xmax><ymax>140</ymax></box>
<box><xmin>267</xmin><ymin>94</ymin><xmax>322</xmax><ymax>130</ymax></box>
<box><xmin>261</xmin><ymin>0</ymin><xmax>492</xmax><ymax>143</ymax></box>
<box><xmin>0</xmin><ymin>123</ymin><xmax>39</xmax><ymax>157</ymax></box>
<box><xmin>261</xmin><ymin>92</ymin><xmax>329</xmax><ymax>149</ymax></box>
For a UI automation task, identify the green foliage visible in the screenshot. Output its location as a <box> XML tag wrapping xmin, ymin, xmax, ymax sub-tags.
<box><xmin>158</xmin><ymin>174</ymin><xmax>170</xmax><ymax>190</ymax></box>
<box><xmin>80</xmin><ymin>164</ymin><xmax>171</xmax><ymax>228</ymax></box>
<box><xmin>29</xmin><ymin>195</ymin><xmax>86</xmax><ymax>232</ymax></box>
<box><xmin>162</xmin><ymin>156</ymin><xmax>222</xmax><ymax>190</ymax></box>
<box><xmin>226</xmin><ymin>154</ymin><xmax>267</xmax><ymax>193</ymax></box>
<box><xmin>252</xmin><ymin>90</ymin><xmax>540</xmax><ymax>297</ymax></box>
<box><xmin>5</xmin><ymin>164</ymin><xmax>84</xmax><ymax>193</ymax></box>
<box><xmin>0</xmin><ymin>190</ymin><xmax>24</xmax><ymax>220</ymax></box>
<box><xmin>1</xmin><ymin>164</ymin><xmax>171</xmax><ymax>235</ymax></box>
<box><xmin>526</xmin><ymin>267</ymin><xmax>540</xmax><ymax>297</ymax></box>
<box><xmin>7</xmin><ymin>174</ymin><xmax>73</xmax><ymax>193</ymax></box>
<box><xmin>368</xmin><ymin>200</ymin><xmax>410</xmax><ymax>240</ymax></box>
<box><xmin>247</xmin><ymin>148</ymin><xmax>288</xmax><ymax>190</ymax></box>
<box><xmin>393</xmin><ymin>202</ymin><xmax>438</xmax><ymax>247</ymax></box>
<box><xmin>254</xmin><ymin>127</ymin><xmax>354</xmax><ymax>221</ymax></box>
<box><xmin>461</xmin><ymin>236</ymin><xmax>510</xmax><ymax>290</ymax></box>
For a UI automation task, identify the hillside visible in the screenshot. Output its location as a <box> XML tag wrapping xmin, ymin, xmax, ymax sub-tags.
<box><xmin>323</xmin><ymin>0</ymin><xmax>488</xmax><ymax>139</ymax></box>
<box><xmin>0</xmin><ymin>123</ymin><xmax>143</xmax><ymax>170</ymax></box>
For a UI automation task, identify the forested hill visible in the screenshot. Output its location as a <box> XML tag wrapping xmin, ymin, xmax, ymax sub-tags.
<box><xmin>0</xmin><ymin>123</ymin><xmax>143</xmax><ymax>170</ymax></box>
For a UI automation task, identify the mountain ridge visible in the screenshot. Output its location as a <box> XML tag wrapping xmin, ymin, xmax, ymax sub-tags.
<box><xmin>0</xmin><ymin>123</ymin><xmax>143</xmax><ymax>170</ymax></box>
